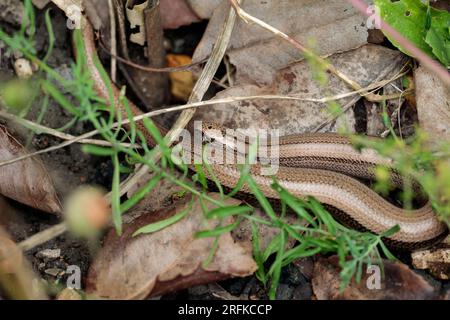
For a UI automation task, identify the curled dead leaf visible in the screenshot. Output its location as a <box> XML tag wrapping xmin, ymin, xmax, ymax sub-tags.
<box><xmin>167</xmin><ymin>54</ymin><xmax>195</xmax><ymax>101</ymax></box>
<box><xmin>86</xmin><ymin>194</ymin><xmax>257</xmax><ymax>299</ymax></box>
<box><xmin>0</xmin><ymin>126</ymin><xmax>61</xmax><ymax>214</ymax></box>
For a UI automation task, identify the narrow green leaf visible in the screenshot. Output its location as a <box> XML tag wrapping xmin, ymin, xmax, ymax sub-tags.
<box><xmin>133</xmin><ymin>206</ymin><xmax>190</xmax><ymax>236</ymax></box>
<box><xmin>82</xmin><ymin>145</ymin><xmax>116</xmax><ymax>157</ymax></box>
<box><xmin>206</xmin><ymin>205</ymin><xmax>253</xmax><ymax>219</ymax></box>
<box><xmin>43</xmin><ymin>9</ymin><xmax>55</xmax><ymax>63</ymax></box>
<box><xmin>380</xmin><ymin>225</ymin><xmax>401</xmax><ymax>238</ymax></box>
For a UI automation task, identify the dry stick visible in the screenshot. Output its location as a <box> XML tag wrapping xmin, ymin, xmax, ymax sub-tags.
<box><xmin>18</xmin><ymin>223</ymin><xmax>67</xmax><ymax>251</ymax></box>
<box><xmin>347</xmin><ymin>0</ymin><xmax>450</xmax><ymax>87</ymax></box>
<box><xmin>17</xmin><ymin>2</ymin><xmax>241</xmax><ymax>252</ymax></box>
<box><xmin>229</xmin><ymin>0</ymin><xmax>397</xmax><ymax>102</ymax></box>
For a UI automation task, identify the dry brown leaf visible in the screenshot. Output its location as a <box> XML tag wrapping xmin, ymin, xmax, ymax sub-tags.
<box><xmin>312</xmin><ymin>256</ymin><xmax>439</xmax><ymax>300</ymax></box>
<box><xmin>160</xmin><ymin>0</ymin><xmax>201</xmax><ymax>29</ymax></box>
<box><xmin>126</xmin><ymin>0</ymin><xmax>148</xmax><ymax>46</ymax></box>
<box><xmin>412</xmin><ymin>244</ymin><xmax>450</xmax><ymax>280</ymax></box>
<box><xmin>193</xmin><ymin>45</ymin><xmax>405</xmax><ymax>135</ymax></box>
<box><xmin>186</xmin><ymin>0</ymin><xmax>222</xmax><ymax>20</ymax></box>
<box><xmin>0</xmin><ymin>126</ymin><xmax>61</xmax><ymax>214</ymax></box>
<box><xmin>86</xmin><ymin>194</ymin><xmax>257</xmax><ymax>299</ymax></box>
<box><xmin>193</xmin><ymin>0</ymin><xmax>371</xmax><ymax>85</ymax></box>
<box><xmin>50</xmin><ymin>0</ymin><xmax>83</xmax><ymax>12</ymax></box>
<box><xmin>415</xmin><ymin>66</ymin><xmax>450</xmax><ymax>143</ymax></box>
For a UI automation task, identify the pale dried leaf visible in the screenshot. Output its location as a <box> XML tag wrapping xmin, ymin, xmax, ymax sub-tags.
<box><xmin>0</xmin><ymin>126</ymin><xmax>61</xmax><ymax>214</ymax></box>
<box><xmin>187</xmin><ymin>0</ymin><xmax>222</xmax><ymax>19</ymax></box>
<box><xmin>86</xmin><ymin>194</ymin><xmax>257</xmax><ymax>299</ymax></box>
<box><xmin>160</xmin><ymin>0</ymin><xmax>201</xmax><ymax>29</ymax></box>
<box><xmin>194</xmin><ymin>0</ymin><xmax>372</xmax><ymax>85</ymax></box>
<box><xmin>193</xmin><ymin>45</ymin><xmax>405</xmax><ymax>135</ymax></box>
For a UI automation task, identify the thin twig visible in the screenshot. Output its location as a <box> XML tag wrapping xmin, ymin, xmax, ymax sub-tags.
<box><xmin>18</xmin><ymin>222</ymin><xmax>67</xmax><ymax>251</ymax></box>
<box><xmin>0</xmin><ymin>111</ymin><xmax>138</xmax><ymax>168</ymax></box>
<box><xmin>0</xmin><ymin>72</ymin><xmax>407</xmax><ymax>168</ymax></box>
<box><xmin>0</xmin><ymin>110</ymin><xmax>136</xmax><ymax>147</ymax></box>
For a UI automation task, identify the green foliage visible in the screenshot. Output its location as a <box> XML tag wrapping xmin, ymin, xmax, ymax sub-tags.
<box><xmin>375</xmin><ymin>0</ymin><xmax>450</xmax><ymax>67</ymax></box>
<box><xmin>352</xmin><ymin>130</ymin><xmax>450</xmax><ymax>227</ymax></box>
<box><xmin>133</xmin><ymin>201</ymin><xmax>192</xmax><ymax>236</ymax></box>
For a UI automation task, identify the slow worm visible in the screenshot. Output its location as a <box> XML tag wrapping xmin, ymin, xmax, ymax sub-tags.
<box><xmin>78</xmin><ymin>21</ymin><xmax>448</xmax><ymax>248</ymax></box>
